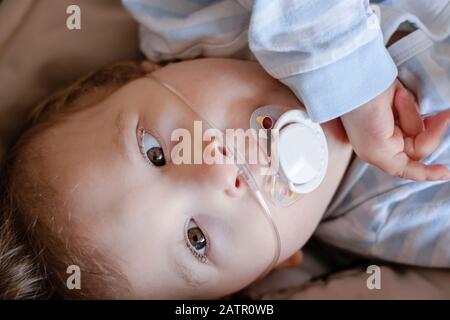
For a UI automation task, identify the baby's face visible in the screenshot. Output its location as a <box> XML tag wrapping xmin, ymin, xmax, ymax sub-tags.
<box><xmin>39</xmin><ymin>58</ymin><xmax>351</xmax><ymax>299</ymax></box>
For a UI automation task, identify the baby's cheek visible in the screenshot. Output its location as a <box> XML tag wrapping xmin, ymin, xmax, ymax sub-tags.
<box><xmin>322</xmin><ymin>119</ymin><xmax>350</xmax><ymax>145</ymax></box>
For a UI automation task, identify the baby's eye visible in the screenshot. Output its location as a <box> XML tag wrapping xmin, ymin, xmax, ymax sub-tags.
<box><xmin>185</xmin><ymin>219</ymin><xmax>208</xmax><ymax>263</ymax></box>
<box><xmin>140</xmin><ymin>130</ymin><xmax>166</xmax><ymax>166</ymax></box>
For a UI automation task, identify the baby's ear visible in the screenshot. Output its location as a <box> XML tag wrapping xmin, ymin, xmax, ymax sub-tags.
<box><xmin>140</xmin><ymin>60</ymin><xmax>161</xmax><ymax>73</ymax></box>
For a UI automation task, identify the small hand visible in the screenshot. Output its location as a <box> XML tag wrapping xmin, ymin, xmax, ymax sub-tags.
<box><xmin>341</xmin><ymin>80</ymin><xmax>450</xmax><ymax>181</ymax></box>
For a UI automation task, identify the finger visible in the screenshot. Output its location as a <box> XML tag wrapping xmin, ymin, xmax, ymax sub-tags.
<box><xmin>375</xmin><ymin>143</ymin><xmax>450</xmax><ymax>181</ymax></box>
<box><xmin>377</xmin><ymin>125</ymin><xmax>405</xmax><ymax>159</ymax></box>
<box><xmin>404</xmin><ymin>110</ymin><xmax>450</xmax><ymax>161</ymax></box>
<box><xmin>394</xmin><ymin>85</ymin><xmax>424</xmax><ymax>137</ymax></box>
<box><xmin>367</xmin><ymin>125</ymin><xmax>404</xmax><ymax>169</ymax></box>
<box><xmin>394</xmin><ymin>155</ymin><xmax>450</xmax><ymax>181</ymax></box>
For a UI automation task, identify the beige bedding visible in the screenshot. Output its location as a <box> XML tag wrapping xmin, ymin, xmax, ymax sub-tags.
<box><xmin>0</xmin><ymin>0</ymin><xmax>140</xmax><ymax>163</ymax></box>
<box><xmin>255</xmin><ymin>265</ymin><xmax>450</xmax><ymax>299</ymax></box>
<box><xmin>0</xmin><ymin>0</ymin><xmax>449</xmax><ymax>300</ymax></box>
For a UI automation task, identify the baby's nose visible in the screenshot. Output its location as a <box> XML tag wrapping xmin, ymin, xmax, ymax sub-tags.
<box><xmin>195</xmin><ymin>142</ymin><xmax>246</xmax><ymax>198</ymax></box>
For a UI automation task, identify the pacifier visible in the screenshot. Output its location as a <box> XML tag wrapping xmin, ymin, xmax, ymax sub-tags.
<box><xmin>250</xmin><ymin>105</ymin><xmax>328</xmax><ymax>206</ymax></box>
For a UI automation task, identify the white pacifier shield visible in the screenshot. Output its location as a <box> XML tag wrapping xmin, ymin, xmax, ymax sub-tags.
<box><xmin>275</xmin><ymin>110</ymin><xmax>328</xmax><ymax>194</ymax></box>
<box><xmin>279</xmin><ymin>124</ymin><xmax>319</xmax><ymax>184</ymax></box>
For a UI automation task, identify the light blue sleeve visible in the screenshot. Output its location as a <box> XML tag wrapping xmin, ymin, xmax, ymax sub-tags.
<box><xmin>121</xmin><ymin>0</ymin><xmax>251</xmax><ymax>61</ymax></box>
<box><xmin>249</xmin><ymin>0</ymin><xmax>398</xmax><ymax>123</ymax></box>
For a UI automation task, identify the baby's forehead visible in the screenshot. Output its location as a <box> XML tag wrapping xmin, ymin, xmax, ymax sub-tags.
<box><xmin>31</xmin><ymin>110</ymin><xmax>109</xmax><ymax>183</ymax></box>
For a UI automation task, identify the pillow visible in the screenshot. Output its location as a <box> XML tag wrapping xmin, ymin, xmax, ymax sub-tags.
<box><xmin>0</xmin><ymin>0</ymin><xmax>141</xmax><ymax>164</ymax></box>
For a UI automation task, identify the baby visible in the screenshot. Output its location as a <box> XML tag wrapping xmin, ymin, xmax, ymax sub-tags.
<box><xmin>0</xmin><ymin>52</ymin><xmax>449</xmax><ymax>299</ymax></box>
<box><xmin>1</xmin><ymin>58</ymin><xmax>357</xmax><ymax>299</ymax></box>
<box><xmin>0</xmin><ymin>1</ymin><xmax>449</xmax><ymax>300</ymax></box>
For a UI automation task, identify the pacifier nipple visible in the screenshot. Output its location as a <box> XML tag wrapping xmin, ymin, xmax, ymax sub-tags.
<box><xmin>256</xmin><ymin>116</ymin><xmax>274</xmax><ymax>130</ymax></box>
